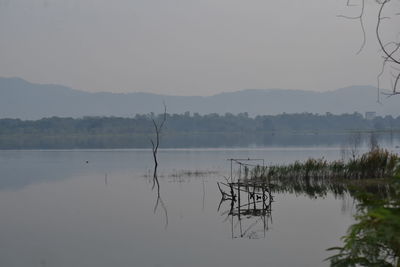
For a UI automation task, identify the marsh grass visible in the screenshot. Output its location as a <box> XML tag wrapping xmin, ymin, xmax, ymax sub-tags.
<box><xmin>247</xmin><ymin>149</ymin><xmax>399</xmax><ymax>199</ymax></box>
<box><xmin>257</xmin><ymin>148</ymin><xmax>399</xmax><ymax>181</ymax></box>
<box><xmin>242</xmin><ymin>149</ymin><xmax>400</xmax><ymax>265</ymax></box>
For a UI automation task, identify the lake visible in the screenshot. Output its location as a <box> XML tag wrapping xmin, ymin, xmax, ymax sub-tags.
<box><xmin>0</xmin><ymin>148</ymin><xmax>364</xmax><ymax>267</ymax></box>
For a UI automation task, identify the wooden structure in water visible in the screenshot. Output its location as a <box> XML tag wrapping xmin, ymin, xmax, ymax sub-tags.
<box><xmin>218</xmin><ymin>158</ymin><xmax>272</xmax><ymax>203</ymax></box>
<box><xmin>217</xmin><ymin>158</ymin><xmax>273</xmax><ymax>239</ymax></box>
<box><xmin>217</xmin><ymin>181</ymin><xmax>273</xmax><ymax>204</ymax></box>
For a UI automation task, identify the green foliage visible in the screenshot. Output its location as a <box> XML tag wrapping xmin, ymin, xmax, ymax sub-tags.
<box><xmin>327</xmin><ymin>171</ymin><xmax>400</xmax><ymax>266</ymax></box>
<box><xmin>247</xmin><ymin>150</ymin><xmax>400</xmax><ymax>266</ymax></box>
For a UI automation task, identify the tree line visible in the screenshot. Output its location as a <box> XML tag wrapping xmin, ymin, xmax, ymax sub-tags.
<box><xmin>0</xmin><ymin>112</ymin><xmax>399</xmax><ymax>149</ymax></box>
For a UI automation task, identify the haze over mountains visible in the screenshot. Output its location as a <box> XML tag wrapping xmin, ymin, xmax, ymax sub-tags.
<box><xmin>0</xmin><ymin>77</ymin><xmax>399</xmax><ymax>119</ymax></box>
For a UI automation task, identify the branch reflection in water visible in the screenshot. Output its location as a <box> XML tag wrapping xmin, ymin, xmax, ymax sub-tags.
<box><xmin>152</xmin><ymin>165</ymin><xmax>168</xmax><ymax>229</ymax></box>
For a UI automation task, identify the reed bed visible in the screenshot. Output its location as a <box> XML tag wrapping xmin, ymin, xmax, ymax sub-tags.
<box><xmin>259</xmin><ymin>149</ymin><xmax>399</xmax><ymax>181</ymax></box>
<box><xmin>247</xmin><ymin>149</ymin><xmax>399</xmax><ymax>199</ymax></box>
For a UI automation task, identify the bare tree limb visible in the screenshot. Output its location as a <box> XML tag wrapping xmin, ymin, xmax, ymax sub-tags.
<box><xmin>149</xmin><ymin>102</ymin><xmax>168</xmax><ymax>228</ymax></box>
<box><xmin>376</xmin><ymin>0</ymin><xmax>400</xmax><ymax>65</ymax></box>
<box><xmin>149</xmin><ymin>102</ymin><xmax>167</xmax><ymax>181</ymax></box>
<box><xmin>338</xmin><ymin>0</ymin><xmax>366</xmax><ymax>55</ymax></box>
<box><xmin>342</xmin><ymin>0</ymin><xmax>400</xmax><ymax>94</ymax></box>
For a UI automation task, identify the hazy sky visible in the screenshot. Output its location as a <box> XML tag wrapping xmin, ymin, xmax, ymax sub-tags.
<box><xmin>0</xmin><ymin>0</ymin><xmax>396</xmax><ymax>95</ymax></box>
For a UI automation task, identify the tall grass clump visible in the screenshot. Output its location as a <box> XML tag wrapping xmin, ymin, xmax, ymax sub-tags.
<box><xmin>245</xmin><ymin>149</ymin><xmax>399</xmax><ymax>199</ymax></box>
<box><xmin>259</xmin><ymin>148</ymin><xmax>399</xmax><ymax>182</ymax></box>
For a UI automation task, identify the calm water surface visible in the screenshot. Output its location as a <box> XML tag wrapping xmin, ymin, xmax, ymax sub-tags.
<box><xmin>0</xmin><ymin>148</ymin><xmax>361</xmax><ymax>267</ymax></box>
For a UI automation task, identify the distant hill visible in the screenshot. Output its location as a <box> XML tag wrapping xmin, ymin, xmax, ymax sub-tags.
<box><xmin>0</xmin><ymin>77</ymin><xmax>399</xmax><ymax>119</ymax></box>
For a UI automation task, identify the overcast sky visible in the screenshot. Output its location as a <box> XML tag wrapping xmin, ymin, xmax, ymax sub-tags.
<box><xmin>0</xmin><ymin>0</ymin><xmax>396</xmax><ymax>95</ymax></box>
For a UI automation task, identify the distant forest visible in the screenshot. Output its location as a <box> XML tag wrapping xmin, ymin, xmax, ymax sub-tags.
<box><xmin>0</xmin><ymin>112</ymin><xmax>400</xmax><ymax>149</ymax></box>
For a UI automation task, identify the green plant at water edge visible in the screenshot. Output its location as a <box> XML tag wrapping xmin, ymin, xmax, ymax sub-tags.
<box><xmin>244</xmin><ymin>149</ymin><xmax>400</xmax><ymax>265</ymax></box>
<box><xmin>327</xmin><ymin>173</ymin><xmax>400</xmax><ymax>266</ymax></box>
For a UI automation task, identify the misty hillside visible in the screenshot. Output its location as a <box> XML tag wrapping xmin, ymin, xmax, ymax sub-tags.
<box><xmin>0</xmin><ymin>77</ymin><xmax>399</xmax><ymax>119</ymax></box>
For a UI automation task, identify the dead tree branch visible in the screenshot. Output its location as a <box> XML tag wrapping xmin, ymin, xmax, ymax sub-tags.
<box><xmin>150</xmin><ymin>102</ymin><xmax>167</xmax><ymax>189</ymax></box>
<box><xmin>337</xmin><ymin>0</ymin><xmax>366</xmax><ymax>55</ymax></box>
<box><xmin>149</xmin><ymin>102</ymin><xmax>168</xmax><ymax>228</ymax></box>
<box><xmin>340</xmin><ymin>0</ymin><xmax>400</xmax><ymax>96</ymax></box>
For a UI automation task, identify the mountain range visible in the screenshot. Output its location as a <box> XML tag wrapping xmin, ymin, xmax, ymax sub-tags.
<box><xmin>0</xmin><ymin>77</ymin><xmax>399</xmax><ymax>119</ymax></box>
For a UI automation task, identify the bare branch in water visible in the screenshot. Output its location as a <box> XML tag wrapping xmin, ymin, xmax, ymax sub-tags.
<box><xmin>149</xmin><ymin>103</ymin><xmax>168</xmax><ymax>228</ymax></box>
